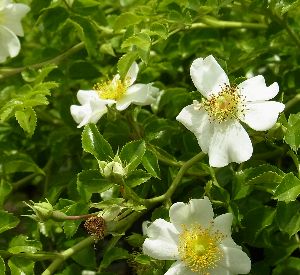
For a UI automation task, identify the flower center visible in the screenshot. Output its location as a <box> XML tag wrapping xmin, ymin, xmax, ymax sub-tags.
<box><xmin>93</xmin><ymin>78</ymin><xmax>129</xmax><ymax>101</ymax></box>
<box><xmin>178</xmin><ymin>224</ymin><xmax>224</xmax><ymax>274</ymax></box>
<box><xmin>202</xmin><ymin>84</ymin><xmax>244</xmax><ymax>122</ymax></box>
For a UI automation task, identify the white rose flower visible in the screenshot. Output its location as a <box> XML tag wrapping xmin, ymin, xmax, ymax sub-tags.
<box><xmin>70</xmin><ymin>90</ymin><xmax>114</xmax><ymax>128</ymax></box>
<box><xmin>176</xmin><ymin>55</ymin><xmax>285</xmax><ymax>167</ymax></box>
<box><xmin>93</xmin><ymin>61</ymin><xmax>159</xmax><ymax>111</ymax></box>
<box><xmin>70</xmin><ymin>62</ymin><xmax>159</xmax><ymax>128</ymax></box>
<box><xmin>0</xmin><ymin>0</ymin><xmax>30</xmax><ymax>62</ymax></box>
<box><xmin>143</xmin><ymin>197</ymin><xmax>251</xmax><ymax>275</ymax></box>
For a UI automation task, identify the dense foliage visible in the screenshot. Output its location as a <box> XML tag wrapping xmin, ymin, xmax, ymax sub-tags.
<box><xmin>0</xmin><ymin>0</ymin><xmax>300</xmax><ymax>274</ymax></box>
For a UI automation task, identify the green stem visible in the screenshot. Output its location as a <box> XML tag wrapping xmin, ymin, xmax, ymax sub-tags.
<box><xmin>145</xmin><ymin>152</ymin><xmax>205</xmax><ymax>205</ymax></box>
<box><xmin>41</xmin><ymin>236</ymin><xmax>94</xmax><ymax>275</ymax></box>
<box><xmin>54</xmin><ymin>213</ymin><xmax>96</xmax><ymax>221</ymax></box>
<box><xmin>193</xmin><ymin>17</ymin><xmax>267</xmax><ymax>29</ymax></box>
<box><xmin>0</xmin><ymin>42</ymin><xmax>84</xmax><ymax>79</ymax></box>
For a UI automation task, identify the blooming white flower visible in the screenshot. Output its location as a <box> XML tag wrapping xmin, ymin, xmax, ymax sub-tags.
<box><xmin>70</xmin><ymin>62</ymin><xmax>159</xmax><ymax>128</ymax></box>
<box><xmin>143</xmin><ymin>197</ymin><xmax>251</xmax><ymax>275</ymax></box>
<box><xmin>0</xmin><ymin>0</ymin><xmax>30</xmax><ymax>62</ymax></box>
<box><xmin>70</xmin><ymin>90</ymin><xmax>114</xmax><ymax>128</ymax></box>
<box><xmin>176</xmin><ymin>55</ymin><xmax>285</xmax><ymax>167</ymax></box>
<box><xmin>93</xmin><ymin>61</ymin><xmax>159</xmax><ymax>111</ymax></box>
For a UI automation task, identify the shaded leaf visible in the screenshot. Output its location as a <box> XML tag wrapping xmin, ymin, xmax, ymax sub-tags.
<box><xmin>0</xmin><ymin>211</ymin><xmax>19</xmax><ymax>234</ymax></box>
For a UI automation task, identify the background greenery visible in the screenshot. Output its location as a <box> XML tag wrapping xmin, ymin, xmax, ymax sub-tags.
<box><xmin>0</xmin><ymin>0</ymin><xmax>300</xmax><ymax>274</ymax></box>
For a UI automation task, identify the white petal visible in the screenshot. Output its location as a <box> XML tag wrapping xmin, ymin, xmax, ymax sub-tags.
<box><xmin>1</xmin><ymin>3</ymin><xmax>30</xmax><ymax>36</ymax></box>
<box><xmin>176</xmin><ymin>103</ymin><xmax>213</xmax><ymax>153</ymax></box>
<box><xmin>219</xmin><ymin>246</ymin><xmax>251</xmax><ymax>274</ymax></box>
<box><xmin>169</xmin><ymin>197</ymin><xmax>214</xmax><ymax>232</ymax></box>
<box><xmin>116</xmin><ymin>84</ymin><xmax>156</xmax><ymax>111</ymax></box>
<box><xmin>241</xmin><ymin>101</ymin><xmax>285</xmax><ymax>131</ymax></box>
<box><xmin>208</xmin><ymin>120</ymin><xmax>253</xmax><ymax>167</ymax></box>
<box><xmin>238</xmin><ymin>75</ymin><xmax>279</xmax><ymax>102</ymax></box>
<box><xmin>70</xmin><ymin>90</ymin><xmax>113</xmax><ymax>128</ymax></box>
<box><xmin>213</xmin><ymin>213</ymin><xmax>233</xmax><ymax>237</ymax></box>
<box><xmin>213</xmin><ymin>214</ymin><xmax>240</xmax><ymax>248</ymax></box>
<box><xmin>142</xmin><ymin>219</ymin><xmax>179</xmax><ymax>260</ymax></box>
<box><xmin>77</xmin><ymin>90</ymin><xmax>99</xmax><ymax>105</ymax></box>
<box><xmin>207</xmin><ymin>265</ymin><xmax>233</xmax><ymax>275</ymax></box>
<box><xmin>165</xmin><ymin>261</ymin><xmax>197</xmax><ymax>275</ymax></box>
<box><xmin>190</xmin><ymin>55</ymin><xmax>229</xmax><ymax>97</ymax></box>
<box><xmin>142</xmin><ymin>221</ymin><xmax>151</xmax><ymax>236</ymax></box>
<box><xmin>125</xmin><ymin>61</ymin><xmax>139</xmax><ymax>85</ymax></box>
<box><xmin>0</xmin><ymin>25</ymin><xmax>20</xmax><ymax>62</ymax></box>
<box><xmin>0</xmin><ymin>1</ymin><xmax>12</xmax><ymax>10</ymax></box>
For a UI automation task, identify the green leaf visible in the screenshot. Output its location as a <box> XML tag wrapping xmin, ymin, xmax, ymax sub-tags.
<box><xmin>0</xmin><ymin>211</ymin><xmax>19</xmax><ymax>234</ymax></box>
<box><xmin>100</xmin><ymin>247</ymin><xmax>129</xmax><ymax>269</ymax></box>
<box><xmin>71</xmin><ymin>241</ymin><xmax>96</xmax><ymax>268</ymax></box>
<box><xmin>122</xmin><ymin>33</ymin><xmax>151</xmax><ymax>63</ymax></box>
<box><xmin>100</xmin><ymin>43</ymin><xmax>116</xmax><ymax>57</ymax></box>
<box><xmin>77</xmin><ymin>169</ymin><xmax>113</xmax><ymax>201</ymax></box>
<box><xmin>284</xmin><ymin>113</ymin><xmax>300</xmax><ymax>151</ymax></box>
<box><xmin>1</xmin><ymin>153</ymin><xmax>44</xmax><ymax>175</ymax></box>
<box><xmin>0</xmin><ymin>256</ymin><xmax>5</xmax><ymax>274</ymax></box>
<box><xmin>120</xmin><ymin>140</ymin><xmax>146</xmax><ymax>173</ymax></box>
<box><xmin>8</xmin><ymin>235</ymin><xmax>42</xmax><ymax>254</ymax></box>
<box><xmin>142</xmin><ymin>149</ymin><xmax>160</xmax><ymax>178</ymax></box>
<box><xmin>8</xmin><ymin>256</ymin><xmax>34</xmax><ymax>275</ymax></box>
<box><xmin>0</xmin><ymin>179</ymin><xmax>12</xmax><ymax>207</ymax></box>
<box><xmin>276</xmin><ymin>201</ymin><xmax>300</xmax><ymax>236</ymax></box>
<box><xmin>125</xmin><ymin>169</ymin><xmax>151</xmax><ymax>187</ymax></box>
<box><xmin>68</xmin><ymin>16</ymin><xmax>98</xmax><ymax>57</ymax></box>
<box><xmin>117</xmin><ymin>52</ymin><xmax>138</xmax><ymax>80</ymax></box>
<box><xmin>15</xmin><ymin>108</ymin><xmax>37</xmax><ymax>137</ymax></box>
<box><xmin>233</xmin><ymin>164</ymin><xmax>284</xmax><ymax>199</ymax></box>
<box><xmin>273</xmin><ymin>257</ymin><xmax>300</xmax><ymax>275</ymax></box>
<box><xmin>149</xmin><ymin>23</ymin><xmax>168</xmax><ymax>39</ymax></box>
<box><xmin>126</xmin><ymin>233</ymin><xmax>145</xmax><ymax>248</ymax></box>
<box><xmin>62</xmin><ymin>202</ymin><xmax>89</xmax><ymax>238</ymax></box>
<box><xmin>82</xmin><ymin>124</ymin><xmax>114</xmax><ymax>161</ymax></box>
<box><xmin>34</xmin><ymin>65</ymin><xmax>58</xmax><ymax>85</ymax></box>
<box><xmin>0</xmin><ymin>81</ymin><xmax>56</xmax><ymax>126</ymax></box>
<box><xmin>114</xmin><ymin>12</ymin><xmax>142</xmax><ymax>31</ymax></box>
<box><xmin>273</xmin><ymin>173</ymin><xmax>300</xmax><ymax>201</ymax></box>
<box><xmin>243</xmin><ymin>206</ymin><xmax>276</xmax><ymax>243</ymax></box>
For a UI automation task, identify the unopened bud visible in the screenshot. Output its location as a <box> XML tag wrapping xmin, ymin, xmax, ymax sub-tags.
<box><xmin>25</xmin><ymin>201</ymin><xmax>53</xmax><ymax>222</ymax></box>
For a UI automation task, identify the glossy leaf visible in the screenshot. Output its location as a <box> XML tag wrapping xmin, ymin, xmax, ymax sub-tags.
<box><xmin>120</xmin><ymin>140</ymin><xmax>146</xmax><ymax>173</ymax></box>
<box><xmin>82</xmin><ymin>124</ymin><xmax>114</xmax><ymax>161</ymax></box>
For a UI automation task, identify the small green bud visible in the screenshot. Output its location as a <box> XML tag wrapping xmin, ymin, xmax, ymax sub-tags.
<box><xmin>25</xmin><ymin>200</ymin><xmax>53</xmax><ymax>222</ymax></box>
<box><xmin>100</xmin><ymin>155</ymin><xmax>126</xmax><ymax>180</ymax></box>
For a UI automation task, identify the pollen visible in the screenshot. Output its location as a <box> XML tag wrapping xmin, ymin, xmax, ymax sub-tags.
<box><xmin>178</xmin><ymin>223</ymin><xmax>225</xmax><ymax>274</ymax></box>
<box><xmin>93</xmin><ymin>77</ymin><xmax>130</xmax><ymax>101</ymax></box>
<box><xmin>202</xmin><ymin>84</ymin><xmax>245</xmax><ymax>122</ymax></box>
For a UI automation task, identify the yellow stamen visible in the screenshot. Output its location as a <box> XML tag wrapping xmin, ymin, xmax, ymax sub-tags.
<box><xmin>93</xmin><ymin>77</ymin><xmax>130</xmax><ymax>100</ymax></box>
<box><xmin>201</xmin><ymin>84</ymin><xmax>245</xmax><ymax>122</ymax></box>
<box><xmin>178</xmin><ymin>223</ymin><xmax>225</xmax><ymax>274</ymax></box>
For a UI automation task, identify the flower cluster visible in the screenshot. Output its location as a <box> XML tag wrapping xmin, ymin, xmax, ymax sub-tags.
<box><xmin>70</xmin><ymin>55</ymin><xmax>285</xmax><ymax>274</ymax></box>
<box><xmin>143</xmin><ymin>197</ymin><xmax>251</xmax><ymax>275</ymax></box>
<box><xmin>0</xmin><ymin>0</ymin><xmax>30</xmax><ymax>62</ymax></box>
<box><xmin>70</xmin><ymin>62</ymin><xmax>159</xmax><ymax>128</ymax></box>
